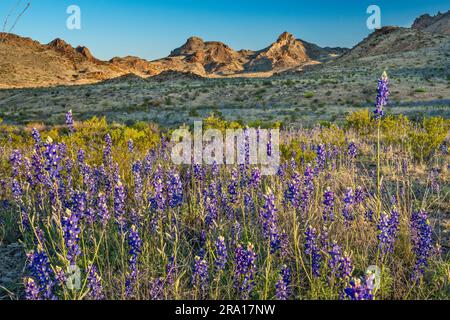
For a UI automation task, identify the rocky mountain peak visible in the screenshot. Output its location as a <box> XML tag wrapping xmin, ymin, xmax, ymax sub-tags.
<box><xmin>76</xmin><ymin>46</ymin><xmax>95</xmax><ymax>61</ymax></box>
<box><xmin>277</xmin><ymin>31</ymin><xmax>296</xmax><ymax>43</ymax></box>
<box><xmin>48</xmin><ymin>38</ymin><xmax>72</xmax><ymax>51</ymax></box>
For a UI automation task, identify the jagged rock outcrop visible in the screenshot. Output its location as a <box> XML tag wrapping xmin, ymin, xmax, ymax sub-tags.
<box><xmin>412</xmin><ymin>10</ymin><xmax>450</xmax><ymax>35</ymax></box>
<box><xmin>0</xmin><ymin>31</ymin><xmax>349</xmax><ymax>87</ymax></box>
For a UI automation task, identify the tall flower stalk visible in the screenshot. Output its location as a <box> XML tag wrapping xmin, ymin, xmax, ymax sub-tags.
<box><xmin>374</xmin><ymin>71</ymin><xmax>389</xmax><ymax>218</ymax></box>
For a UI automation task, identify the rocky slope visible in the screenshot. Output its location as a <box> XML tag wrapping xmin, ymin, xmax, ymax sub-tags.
<box><xmin>336</xmin><ymin>26</ymin><xmax>449</xmax><ymax>61</ymax></box>
<box><xmin>412</xmin><ymin>10</ymin><xmax>450</xmax><ymax>35</ymax></box>
<box><xmin>0</xmin><ymin>31</ymin><xmax>346</xmax><ymax>88</ymax></box>
<box><xmin>0</xmin><ymin>33</ymin><xmax>127</xmax><ymax>88</ymax></box>
<box><xmin>1</xmin><ymin>9</ymin><xmax>448</xmax><ymax>88</ymax></box>
<box><xmin>111</xmin><ymin>32</ymin><xmax>346</xmax><ymax>77</ymax></box>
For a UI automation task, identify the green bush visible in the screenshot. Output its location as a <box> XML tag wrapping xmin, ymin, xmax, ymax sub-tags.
<box><xmin>345</xmin><ymin>109</ymin><xmax>374</xmax><ymax>136</ymax></box>
<box><xmin>304</xmin><ymin>91</ymin><xmax>315</xmax><ymax>99</ymax></box>
<box><xmin>409</xmin><ymin>117</ymin><xmax>450</xmax><ymax>162</ymax></box>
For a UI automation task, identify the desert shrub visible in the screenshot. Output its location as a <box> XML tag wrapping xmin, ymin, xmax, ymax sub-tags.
<box><xmin>280</xmin><ymin>139</ymin><xmax>316</xmax><ymax>164</ymax></box>
<box><xmin>381</xmin><ymin>114</ymin><xmax>411</xmax><ymax>144</ymax></box>
<box><xmin>203</xmin><ymin>114</ymin><xmax>227</xmax><ymax>132</ymax></box>
<box><xmin>409</xmin><ymin>117</ymin><xmax>449</xmax><ymax>162</ymax></box>
<box><xmin>304</xmin><ymin>91</ymin><xmax>315</xmax><ymax>99</ymax></box>
<box><xmin>345</xmin><ymin>109</ymin><xmax>374</xmax><ymax>136</ymax></box>
<box><xmin>319</xmin><ymin>124</ymin><xmax>346</xmax><ymax>146</ymax></box>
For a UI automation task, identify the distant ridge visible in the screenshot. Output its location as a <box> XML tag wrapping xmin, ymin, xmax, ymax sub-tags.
<box><xmin>1</xmin><ymin>10</ymin><xmax>448</xmax><ymax>88</ymax></box>
<box><xmin>412</xmin><ymin>10</ymin><xmax>450</xmax><ymax>35</ymax></box>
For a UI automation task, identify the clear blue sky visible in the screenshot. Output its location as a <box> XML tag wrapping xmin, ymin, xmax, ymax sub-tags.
<box><xmin>1</xmin><ymin>0</ymin><xmax>448</xmax><ymax>60</ymax></box>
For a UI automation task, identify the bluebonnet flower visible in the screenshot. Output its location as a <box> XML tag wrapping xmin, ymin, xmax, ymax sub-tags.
<box><xmin>323</xmin><ymin>188</ymin><xmax>335</xmax><ymax>222</ymax></box>
<box><xmin>43</xmin><ymin>140</ymin><xmax>62</xmax><ymax>180</ymax></box>
<box><xmin>10</xmin><ymin>149</ymin><xmax>22</xmax><ymax>177</ymax></box>
<box><xmin>249</xmin><ymin>167</ymin><xmax>261</xmax><ymax>188</ymax></box>
<box><xmin>344</xmin><ymin>273</ymin><xmax>375</xmax><ymax>300</ymax></box>
<box><xmin>301</xmin><ymin>164</ymin><xmax>315</xmax><ymax>212</ymax></box>
<box><xmin>402</xmin><ymin>159</ymin><xmax>409</xmax><ymax>175</ymax></box>
<box><xmin>275</xmin><ymin>265</ymin><xmax>291</xmax><ymax>300</ymax></box>
<box><xmin>26</xmin><ymin>246</ymin><xmax>55</xmax><ymax>299</ymax></box>
<box><xmin>228</xmin><ymin>169</ymin><xmax>238</xmax><ymax>204</ymax></box>
<box><xmin>328</xmin><ymin>241</ymin><xmax>342</xmax><ymax>276</ymax></box>
<box><xmin>354</xmin><ymin>186</ymin><xmax>365</xmax><ymax>205</ymax></box>
<box><xmin>204</xmin><ymin>187</ymin><xmax>218</xmax><ymax>228</ymax></box>
<box><xmin>260</xmin><ymin>191</ymin><xmax>281</xmax><ymax>253</ymax></box>
<box><xmin>277</xmin><ymin>162</ymin><xmax>286</xmax><ymax>179</ymax></box>
<box><xmin>65</xmin><ymin>110</ymin><xmax>75</xmax><ymax>133</ymax></box>
<box><xmin>244</xmin><ymin>128</ymin><xmax>250</xmax><ymax>167</ymax></box>
<box><xmin>214</xmin><ymin>236</ymin><xmax>228</xmax><ymax>272</ymax></box>
<box><xmin>167</xmin><ymin>170</ymin><xmax>183</xmax><ymax>208</ymax></box>
<box><xmin>54</xmin><ymin>266</ymin><xmax>66</xmax><ymax>286</ymax></box>
<box><xmin>320</xmin><ymin>226</ymin><xmax>329</xmax><ymax>250</ymax></box>
<box><xmin>70</xmin><ymin>191</ymin><xmax>86</xmax><ymax>219</ymax></box>
<box><xmin>211</xmin><ymin>161</ymin><xmax>220</xmax><ymax>177</ymax></box>
<box><xmin>348</xmin><ymin>142</ymin><xmax>358</xmax><ymax>158</ymax></box>
<box><xmin>280</xmin><ymin>231</ymin><xmax>289</xmax><ymax>258</ymax></box>
<box><xmin>328</xmin><ymin>241</ymin><xmax>353</xmax><ymax>279</ymax></box>
<box><xmin>192</xmin><ymin>256</ymin><xmax>209</xmax><ymax>295</ymax></box>
<box><xmin>114</xmin><ymin>180</ymin><xmax>126</xmax><ymax>232</ymax></box>
<box><xmin>365</xmin><ymin>209</ymin><xmax>374</xmax><ymax>222</ymax></box>
<box><xmin>234</xmin><ymin>243</ymin><xmax>257</xmax><ymax>300</ymax></box>
<box><xmin>267</xmin><ymin>132</ymin><xmax>272</xmax><ymax>157</ymax></box>
<box><xmin>374</xmin><ymin>71</ymin><xmax>389</xmax><ymax>120</ymax></box>
<box><xmin>128</xmin><ymin>139</ymin><xmax>134</xmax><ymax>153</ymax></box>
<box><xmin>150</xmin><ymin>165</ymin><xmax>166</xmax><ymax>212</ymax></box>
<box><xmin>193</xmin><ymin>163</ymin><xmax>205</xmax><ymax>180</ymax></box>
<box><xmin>103</xmin><ymin>134</ymin><xmax>113</xmax><ymax>169</ymax></box>
<box><xmin>143</xmin><ymin>151</ymin><xmax>154</xmax><ymax>176</ymax></box>
<box><xmin>166</xmin><ymin>256</ymin><xmax>177</xmax><ymax>286</ymax></box>
<box><xmin>149</xmin><ymin>277</ymin><xmax>165</xmax><ymax>300</ymax></box>
<box><xmin>243</xmin><ymin>192</ymin><xmax>253</xmax><ymax>212</ymax></box>
<box><xmin>126</xmin><ymin>225</ymin><xmax>142</xmax><ymax>296</ymax></box>
<box><xmin>87</xmin><ymin>264</ymin><xmax>104</xmax><ymax>300</ymax></box>
<box><xmin>315</xmin><ymin>144</ymin><xmax>326</xmax><ymax>172</ymax></box>
<box><xmin>31</xmin><ymin>128</ymin><xmax>42</xmax><ymax>146</ymax></box>
<box><xmin>342</xmin><ymin>188</ymin><xmax>354</xmax><ymax>222</ymax></box>
<box><xmin>285</xmin><ymin>171</ymin><xmax>301</xmax><ymax>208</ymax></box>
<box><xmin>411</xmin><ymin>210</ymin><xmax>433</xmax><ymax>281</ymax></box>
<box><xmin>338</xmin><ymin>253</ymin><xmax>353</xmax><ymax>279</ymax></box>
<box><xmin>77</xmin><ymin>148</ymin><xmax>85</xmax><ymax>165</ymax></box>
<box><xmin>377</xmin><ymin>206</ymin><xmax>400</xmax><ymax>254</ymax></box>
<box><xmin>305</xmin><ymin>226</ymin><xmax>321</xmax><ymax>277</ymax></box>
<box><xmin>97</xmin><ymin>192</ymin><xmax>110</xmax><ymax>226</ymax></box>
<box><xmin>25</xmin><ymin>278</ymin><xmax>40</xmax><ymax>300</ymax></box>
<box><xmin>290</xmin><ymin>157</ymin><xmax>297</xmax><ymax>170</ymax></box>
<box><xmin>62</xmin><ymin>209</ymin><xmax>81</xmax><ymax>265</ymax></box>
<box><xmin>11</xmin><ymin>179</ymin><xmax>23</xmax><ymax>201</ymax></box>
<box><xmin>132</xmin><ymin>161</ymin><xmax>143</xmax><ymax>204</ymax></box>
<box><xmin>31</xmin><ymin>152</ymin><xmax>46</xmax><ymax>186</ymax></box>
<box><xmin>231</xmin><ymin>221</ymin><xmax>241</xmax><ymax>247</ymax></box>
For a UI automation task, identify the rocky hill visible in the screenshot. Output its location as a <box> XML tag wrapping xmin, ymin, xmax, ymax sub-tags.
<box><xmin>113</xmin><ymin>32</ymin><xmax>346</xmax><ymax>77</ymax></box>
<box><xmin>412</xmin><ymin>10</ymin><xmax>450</xmax><ymax>35</ymax></box>
<box><xmin>0</xmin><ymin>33</ymin><xmax>124</xmax><ymax>88</ymax></box>
<box><xmin>1</xmin><ymin>9</ymin><xmax>448</xmax><ymax>88</ymax></box>
<box><xmin>0</xmin><ymin>31</ymin><xmax>347</xmax><ymax>88</ymax></box>
<box><xmin>337</xmin><ymin>26</ymin><xmax>449</xmax><ymax>61</ymax></box>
